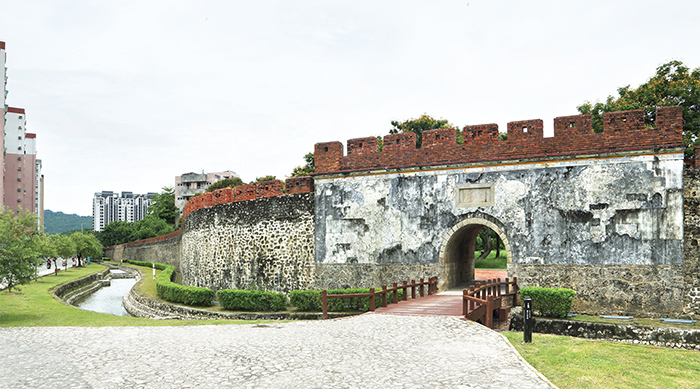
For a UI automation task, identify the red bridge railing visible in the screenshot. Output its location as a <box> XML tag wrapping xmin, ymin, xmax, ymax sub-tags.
<box><xmin>321</xmin><ymin>276</ymin><xmax>438</xmax><ymax>319</ymax></box>
<box><xmin>463</xmin><ymin>277</ymin><xmax>519</xmax><ymax>329</ymax></box>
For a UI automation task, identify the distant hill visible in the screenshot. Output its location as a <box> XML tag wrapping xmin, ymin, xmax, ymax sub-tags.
<box><xmin>43</xmin><ymin>210</ymin><xmax>93</xmax><ymax>235</ymax></box>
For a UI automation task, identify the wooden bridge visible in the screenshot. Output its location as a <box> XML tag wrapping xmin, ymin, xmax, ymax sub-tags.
<box><xmin>321</xmin><ymin>273</ymin><xmax>519</xmax><ymax>329</ymax></box>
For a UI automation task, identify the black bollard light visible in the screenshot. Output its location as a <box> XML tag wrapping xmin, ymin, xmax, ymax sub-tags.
<box><xmin>523</xmin><ymin>297</ymin><xmax>533</xmax><ymax>343</ymax></box>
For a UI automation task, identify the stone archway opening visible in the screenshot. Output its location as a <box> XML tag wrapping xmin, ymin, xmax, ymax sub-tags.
<box><xmin>439</xmin><ymin>218</ymin><xmax>511</xmax><ymax>291</ymax></box>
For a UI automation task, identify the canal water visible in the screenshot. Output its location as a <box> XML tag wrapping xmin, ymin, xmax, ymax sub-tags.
<box><xmin>76</xmin><ymin>277</ymin><xmax>137</xmax><ymax>317</ymax></box>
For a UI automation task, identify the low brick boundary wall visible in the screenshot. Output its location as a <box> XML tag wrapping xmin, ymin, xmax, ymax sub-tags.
<box><xmin>510</xmin><ymin>315</ymin><xmax>700</xmax><ymax>351</ymax></box>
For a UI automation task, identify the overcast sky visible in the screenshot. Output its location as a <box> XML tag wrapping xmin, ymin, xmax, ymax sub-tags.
<box><xmin>1</xmin><ymin>1</ymin><xmax>699</xmax><ymax>217</ymax></box>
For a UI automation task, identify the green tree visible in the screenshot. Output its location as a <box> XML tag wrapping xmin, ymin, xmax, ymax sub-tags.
<box><xmin>206</xmin><ymin>177</ymin><xmax>244</xmax><ymax>192</ymax></box>
<box><xmin>49</xmin><ymin>233</ymin><xmax>77</xmax><ymax>259</ymax></box>
<box><xmin>147</xmin><ymin>187</ymin><xmax>179</xmax><ymax>225</ymax></box>
<box><xmin>390</xmin><ymin>114</ymin><xmax>453</xmax><ymax>148</ymax></box>
<box><xmin>291</xmin><ymin>152</ymin><xmax>315</xmax><ymax>177</ymax></box>
<box><xmin>97</xmin><ymin>220</ymin><xmax>136</xmax><ymax>247</ymax></box>
<box><xmin>253</xmin><ymin>175</ymin><xmax>276</xmax><ymax>183</ymax></box>
<box><xmin>0</xmin><ymin>208</ymin><xmax>49</xmax><ymax>291</ymax></box>
<box><xmin>70</xmin><ymin>232</ymin><xmax>103</xmax><ymax>267</ymax></box>
<box><xmin>577</xmin><ymin>60</ymin><xmax>700</xmax><ymax>150</ymax></box>
<box><xmin>131</xmin><ymin>215</ymin><xmax>175</xmax><ymax>241</ymax></box>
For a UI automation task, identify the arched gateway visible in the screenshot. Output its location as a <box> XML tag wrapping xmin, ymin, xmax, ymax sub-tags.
<box><xmin>440</xmin><ymin>217</ymin><xmax>512</xmax><ymax>289</ymax></box>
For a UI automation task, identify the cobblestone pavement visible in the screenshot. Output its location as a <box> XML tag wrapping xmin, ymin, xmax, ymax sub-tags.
<box><xmin>0</xmin><ymin>314</ymin><xmax>555</xmax><ymax>389</ymax></box>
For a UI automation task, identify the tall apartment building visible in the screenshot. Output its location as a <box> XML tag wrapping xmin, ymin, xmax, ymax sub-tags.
<box><xmin>3</xmin><ymin>108</ymin><xmax>40</xmax><ymax>217</ymax></box>
<box><xmin>92</xmin><ymin>191</ymin><xmax>156</xmax><ymax>232</ymax></box>
<box><xmin>1</xmin><ymin>41</ymin><xmax>7</xmax><ymax>202</ymax></box>
<box><xmin>1</xmin><ymin>41</ymin><xmax>44</xmax><ymax>228</ymax></box>
<box><xmin>174</xmin><ymin>170</ymin><xmax>239</xmax><ymax>211</ymax></box>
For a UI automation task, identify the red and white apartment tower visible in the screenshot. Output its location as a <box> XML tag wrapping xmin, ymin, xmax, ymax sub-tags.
<box><xmin>0</xmin><ymin>41</ymin><xmax>44</xmax><ymax>226</ymax></box>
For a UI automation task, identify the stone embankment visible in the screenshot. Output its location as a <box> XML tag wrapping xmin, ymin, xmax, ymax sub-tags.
<box><xmin>53</xmin><ymin>263</ymin><xmax>138</xmax><ymax>307</ymax></box>
<box><xmin>122</xmin><ymin>265</ymin><xmax>348</xmax><ymax>321</ymax></box>
<box><xmin>510</xmin><ymin>314</ymin><xmax>700</xmax><ymax>351</ymax></box>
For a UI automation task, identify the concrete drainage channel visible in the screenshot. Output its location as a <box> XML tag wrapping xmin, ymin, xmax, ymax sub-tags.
<box><xmin>54</xmin><ymin>264</ymin><xmax>139</xmax><ymax>317</ymax></box>
<box><xmin>55</xmin><ymin>263</ymin><xmax>350</xmax><ymax>321</ymax></box>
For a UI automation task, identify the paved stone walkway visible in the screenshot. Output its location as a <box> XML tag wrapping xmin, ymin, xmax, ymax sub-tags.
<box><xmin>0</xmin><ymin>314</ymin><xmax>554</xmax><ymax>388</ymax></box>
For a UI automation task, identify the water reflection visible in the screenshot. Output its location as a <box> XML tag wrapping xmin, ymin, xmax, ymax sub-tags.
<box><xmin>77</xmin><ymin>278</ymin><xmax>137</xmax><ymax>316</ymax></box>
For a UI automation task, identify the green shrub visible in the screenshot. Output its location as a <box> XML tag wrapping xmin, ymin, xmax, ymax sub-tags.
<box><xmin>124</xmin><ymin>259</ymin><xmax>214</xmax><ymax>306</ymax></box>
<box><xmin>519</xmin><ymin>286</ymin><xmax>575</xmax><ymax>318</ymax></box>
<box><xmin>287</xmin><ymin>286</ymin><xmax>408</xmax><ymax>312</ymax></box>
<box><xmin>289</xmin><ymin>290</ymin><xmax>322</xmax><ymax>311</ymax></box>
<box><xmin>327</xmin><ymin>287</ymin><xmax>404</xmax><ymax>312</ymax></box>
<box><xmin>217</xmin><ymin>289</ymin><xmax>287</xmax><ymax>311</ymax></box>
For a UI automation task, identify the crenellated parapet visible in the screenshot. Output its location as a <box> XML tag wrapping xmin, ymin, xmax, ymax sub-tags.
<box><xmin>314</xmin><ymin>106</ymin><xmax>684</xmax><ymax>175</ymax></box>
<box><xmin>181</xmin><ymin>177</ymin><xmax>314</xmax><ymax>220</ymax></box>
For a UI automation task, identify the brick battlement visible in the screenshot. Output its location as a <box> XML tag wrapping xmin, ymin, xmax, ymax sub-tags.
<box><xmin>314</xmin><ymin>107</ymin><xmax>684</xmax><ymax>175</ymax></box>
<box><xmin>181</xmin><ymin>177</ymin><xmax>314</xmax><ymax>220</ymax></box>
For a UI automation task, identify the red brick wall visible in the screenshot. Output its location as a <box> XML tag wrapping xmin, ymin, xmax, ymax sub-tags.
<box><xmin>286</xmin><ymin>176</ymin><xmax>314</xmax><ymax>194</ymax></box>
<box><xmin>315</xmin><ymin>106</ymin><xmax>684</xmax><ymax>174</ymax></box>
<box><xmin>180</xmin><ymin>178</ymin><xmax>314</xmax><ymax>221</ymax></box>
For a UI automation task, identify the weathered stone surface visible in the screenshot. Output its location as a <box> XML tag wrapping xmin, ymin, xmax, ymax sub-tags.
<box><xmin>510</xmin><ymin>264</ymin><xmax>686</xmax><ymax>316</ymax></box>
<box><xmin>510</xmin><ymin>316</ymin><xmax>700</xmax><ymax>351</ymax></box>
<box><xmin>180</xmin><ymin>193</ymin><xmax>315</xmax><ymax>293</ymax></box>
<box><xmin>104</xmin><ymin>234</ymin><xmax>181</xmax><ymax>273</ymax></box>
<box><xmin>315</xmin><ymin>152</ymin><xmax>686</xmax><ymax>314</ymax></box>
<box><xmin>313</xmin><ymin>263</ymin><xmax>444</xmax><ymax>290</ymax></box>
<box><xmin>316</xmin><ymin>153</ymin><xmax>684</xmax><ymax>267</ymax></box>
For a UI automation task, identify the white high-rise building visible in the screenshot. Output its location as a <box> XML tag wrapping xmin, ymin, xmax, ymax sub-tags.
<box><xmin>92</xmin><ymin>191</ymin><xmax>155</xmax><ymax>232</ymax></box>
<box><xmin>1</xmin><ymin>41</ymin><xmax>7</xmax><ymax>203</ymax></box>
<box><xmin>174</xmin><ymin>170</ymin><xmax>239</xmax><ymax>211</ymax></box>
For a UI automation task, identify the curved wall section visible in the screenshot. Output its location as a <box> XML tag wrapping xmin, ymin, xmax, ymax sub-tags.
<box><xmin>180</xmin><ymin>193</ymin><xmax>315</xmax><ymax>293</ymax></box>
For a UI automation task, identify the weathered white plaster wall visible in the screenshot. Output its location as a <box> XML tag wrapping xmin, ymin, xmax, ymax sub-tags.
<box><xmin>315</xmin><ymin>152</ymin><xmax>685</xmax><ymax>267</ymax></box>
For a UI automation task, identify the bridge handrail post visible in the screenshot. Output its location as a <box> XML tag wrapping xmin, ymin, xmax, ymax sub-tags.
<box><xmin>462</xmin><ymin>288</ymin><xmax>468</xmax><ymax>316</ymax></box>
<box><xmin>369</xmin><ymin>287</ymin><xmax>375</xmax><ymax>311</ymax></box>
<box><xmin>497</xmin><ymin>278</ymin><xmax>501</xmax><ymax>297</ymax></box>
<box><xmin>419</xmin><ymin>278</ymin><xmax>425</xmax><ymax>297</ymax></box>
<box><xmin>469</xmin><ymin>284</ymin><xmax>475</xmax><ymax>312</ymax></box>
<box><xmin>485</xmin><ymin>296</ymin><xmax>494</xmax><ymax>329</ymax></box>
<box><xmin>402</xmin><ymin>280</ymin><xmax>408</xmax><ymax>301</ymax></box>
<box><xmin>393</xmin><ymin>282</ymin><xmax>398</xmax><ymax>303</ymax></box>
<box><xmin>382</xmin><ymin>284</ymin><xmax>388</xmax><ymax>307</ymax></box>
<box><xmin>322</xmin><ymin>290</ymin><xmax>328</xmax><ymax>320</ymax></box>
<box><xmin>411</xmin><ymin>279</ymin><xmax>416</xmax><ymax>299</ymax></box>
<box><xmin>512</xmin><ymin>277</ymin><xmax>519</xmax><ymax>306</ymax></box>
<box><xmin>505</xmin><ymin>277</ymin><xmax>510</xmax><ymax>295</ymax></box>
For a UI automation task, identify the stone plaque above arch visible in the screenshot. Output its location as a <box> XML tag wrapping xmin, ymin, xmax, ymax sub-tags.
<box><xmin>456</xmin><ymin>183</ymin><xmax>494</xmax><ymax>208</ymax></box>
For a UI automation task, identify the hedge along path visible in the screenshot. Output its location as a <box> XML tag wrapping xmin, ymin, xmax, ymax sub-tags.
<box><xmin>125</xmin><ymin>260</ymin><xmax>215</xmax><ymax>306</ymax></box>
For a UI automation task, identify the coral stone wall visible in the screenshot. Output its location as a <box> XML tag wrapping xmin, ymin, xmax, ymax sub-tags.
<box><xmin>104</xmin><ymin>233</ymin><xmax>182</xmax><ymax>273</ymax></box>
<box><xmin>684</xmin><ymin>168</ymin><xmax>700</xmax><ymax>314</ymax></box>
<box><xmin>180</xmin><ymin>193</ymin><xmax>315</xmax><ymax>293</ymax></box>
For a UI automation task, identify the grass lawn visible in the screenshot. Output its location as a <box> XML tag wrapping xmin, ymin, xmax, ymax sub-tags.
<box><xmin>474</xmin><ymin>250</ymin><xmax>507</xmax><ymax>269</ymax></box>
<box><xmin>504</xmin><ymin>332</ymin><xmax>700</xmax><ymax>389</ymax></box>
<box><xmin>0</xmin><ymin>263</ymin><xmax>275</xmax><ymax>327</ymax></box>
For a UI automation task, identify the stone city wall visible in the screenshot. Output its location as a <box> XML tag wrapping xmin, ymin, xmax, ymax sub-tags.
<box><xmin>180</xmin><ymin>193</ymin><xmax>315</xmax><ymax>294</ymax></box>
<box><xmin>104</xmin><ymin>233</ymin><xmax>182</xmax><ymax>273</ymax></box>
<box><xmin>313</xmin><ymin>151</ymin><xmax>686</xmax><ymax>314</ymax></box>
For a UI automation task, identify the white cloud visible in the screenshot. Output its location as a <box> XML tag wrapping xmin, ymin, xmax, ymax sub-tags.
<box><xmin>1</xmin><ymin>0</ymin><xmax>699</xmax><ymax>215</ymax></box>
